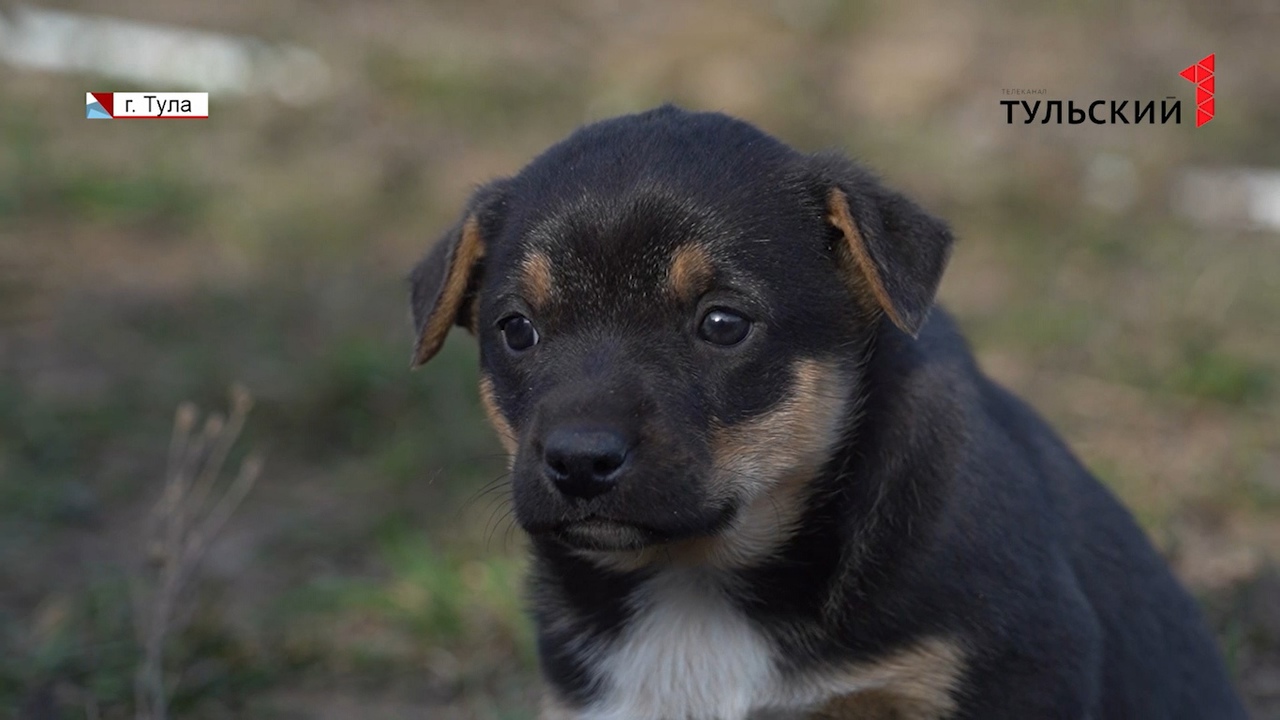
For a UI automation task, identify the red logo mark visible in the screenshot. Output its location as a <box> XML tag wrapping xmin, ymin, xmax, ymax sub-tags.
<box><xmin>91</xmin><ymin>92</ymin><xmax>114</xmax><ymax>117</ymax></box>
<box><xmin>1179</xmin><ymin>54</ymin><xmax>1214</xmax><ymax>127</ymax></box>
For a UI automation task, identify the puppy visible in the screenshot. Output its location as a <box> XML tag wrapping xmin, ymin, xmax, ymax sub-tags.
<box><xmin>409</xmin><ymin>106</ymin><xmax>1246</xmax><ymax>719</ymax></box>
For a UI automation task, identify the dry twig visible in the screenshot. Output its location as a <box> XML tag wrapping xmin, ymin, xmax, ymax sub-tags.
<box><xmin>132</xmin><ymin>385</ymin><xmax>262</xmax><ymax>720</ymax></box>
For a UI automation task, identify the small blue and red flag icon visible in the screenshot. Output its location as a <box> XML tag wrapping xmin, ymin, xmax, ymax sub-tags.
<box><xmin>1178</xmin><ymin>54</ymin><xmax>1215</xmax><ymax>127</ymax></box>
<box><xmin>86</xmin><ymin>92</ymin><xmax>112</xmax><ymax>118</ymax></box>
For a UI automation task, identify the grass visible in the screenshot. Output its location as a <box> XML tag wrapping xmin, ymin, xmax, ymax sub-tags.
<box><xmin>365</xmin><ymin>48</ymin><xmax>587</xmax><ymax>133</ymax></box>
<box><xmin>1167</xmin><ymin>338</ymin><xmax>1271</xmax><ymax>407</ymax></box>
<box><xmin>274</xmin><ymin>530</ymin><xmax>533</xmax><ymax>674</ymax></box>
<box><xmin>0</xmin><ymin>113</ymin><xmax>207</xmax><ymax>233</ymax></box>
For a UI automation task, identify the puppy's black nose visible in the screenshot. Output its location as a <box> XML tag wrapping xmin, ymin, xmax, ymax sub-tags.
<box><xmin>542</xmin><ymin>427</ymin><xmax>630</xmax><ymax>499</ymax></box>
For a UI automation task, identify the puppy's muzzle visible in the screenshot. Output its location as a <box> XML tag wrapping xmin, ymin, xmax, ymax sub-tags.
<box><xmin>541</xmin><ymin>425</ymin><xmax>632</xmax><ymax>499</ymax></box>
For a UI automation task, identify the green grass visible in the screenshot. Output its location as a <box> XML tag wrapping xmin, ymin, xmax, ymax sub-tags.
<box><xmin>365</xmin><ymin>47</ymin><xmax>587</xmax><ymax>132</ymax></box>
<box><xmin>265</xmin><ymin>530</ymin><xmax>534</xmax><ymax>713</ymax></box>
<box><xmin>1167</xmin><ymin>339</ymin><xmax>1271</xmax><ymax>407</ymax></box>
<box><xmin>0</xmin><ymin>578</ymin><xmax>139</xmax><ymax>714</ymax></box>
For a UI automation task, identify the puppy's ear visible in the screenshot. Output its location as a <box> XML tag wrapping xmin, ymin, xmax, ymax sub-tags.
<box><xmin>410</xmin><ymin>181</ymin><xmax>507</xmax><ymax>367</ymax></box>
<box><xmin>813</xmin><ymin>154</ymin><xmax>954</xmax><ymax>337</ymax></box>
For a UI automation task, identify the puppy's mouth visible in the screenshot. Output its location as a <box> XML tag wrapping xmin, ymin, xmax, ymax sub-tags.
<box><xmin>527</xmin><ymin>505</ymin><xmax>739</xmax><ymax>552</ymax></box>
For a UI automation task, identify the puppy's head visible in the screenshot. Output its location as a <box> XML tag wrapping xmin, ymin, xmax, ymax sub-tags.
<box><xmin>410</xmin><ymin>107</ymin><xmax>952</xmax><ymax>560</ymax></box>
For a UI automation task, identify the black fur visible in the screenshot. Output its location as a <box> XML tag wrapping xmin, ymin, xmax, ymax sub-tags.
<box><xmin>408</xmin><ymin>105</ymin><xmax>1246</xmax><ymax>718</ymax></box>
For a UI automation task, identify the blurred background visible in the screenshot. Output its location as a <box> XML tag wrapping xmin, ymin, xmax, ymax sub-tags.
<box><xmin>1</xmin><ymin>1</ymin><xmax>1278</xmax><ymax>718</ymax></box>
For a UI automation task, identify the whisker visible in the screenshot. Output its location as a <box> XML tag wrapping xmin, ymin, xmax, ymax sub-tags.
<box><xmin>483</xmin><ymin>494</ymin><xmax>513</xmax><ymax>550</ymax></box>
<box><xmin>458</xmin><ymin>472</ymin><xmax>513</xmax><ymax>514</ymax></box>
<box><xmin>500</xmin><ymin>508</ymin><xmax>522</xmax><ymax>551</ymax></box>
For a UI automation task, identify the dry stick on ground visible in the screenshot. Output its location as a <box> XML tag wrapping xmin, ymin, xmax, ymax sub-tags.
<box><xmin>133</xmin><ymin>385</ymin><xmax>262</xmax><ymax>720</ymax></box>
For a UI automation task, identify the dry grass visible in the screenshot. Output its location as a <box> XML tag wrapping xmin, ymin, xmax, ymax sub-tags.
<box><xmin>132</xmin><ymin>388</ymin><xmax>261</xmax><ymax>720</ymax></box>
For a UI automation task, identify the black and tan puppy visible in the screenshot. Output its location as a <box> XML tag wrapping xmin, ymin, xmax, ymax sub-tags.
<box><xmin>408</xmin><ymin>106</ymin><xmax>1246</xmax><ymax>719</ymax></box>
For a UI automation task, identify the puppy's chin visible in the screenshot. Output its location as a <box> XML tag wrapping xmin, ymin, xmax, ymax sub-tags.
<box><xmin>553</xmin><ymin>520</ymin><xmax>653</xmax><ymax>551</ymax></box>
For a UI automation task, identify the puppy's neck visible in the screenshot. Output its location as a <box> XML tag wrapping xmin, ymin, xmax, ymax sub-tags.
<box><xmin>529</xmin><ymin>475</ymin><xmax>858</xmax><ymax>718</ymax></box>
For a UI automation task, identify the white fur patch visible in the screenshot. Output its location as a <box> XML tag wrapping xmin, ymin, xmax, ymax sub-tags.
<box><xmin>571</xmin><ymin>569</ymin><xmax>862</xmax><ymax>720</ymax></box>
<box><xmin>580</xmin><ymin>568</ymin><xmax>774</xmax><ymax>720</ymax></box>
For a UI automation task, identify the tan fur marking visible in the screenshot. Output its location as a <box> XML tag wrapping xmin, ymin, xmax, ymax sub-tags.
<box><xmin>478</xmin><ymin>375</ymin><xmax>518</xmax><ymax>458</ymax></box>
<box><xmin>467</xmin><ymin>293</ymin><xmax>481</xmax><ymax>333</ymax></box>
<box><xmin>827</xmin><ymin>188</ymin><xmax>908</xmax><ymax>332</ymax></box>
<box><xmin>667</xmin><ymin>243</ymin><xmax>715</xmax><ymax>301</ymax></box>
<box><xmin>707</xmin><ymin>357</ymin><xmax>846</xmax><ymax>502</ymax></box>
<box><xmin>520</xmin><ymin>251</ymin><xmax>555</xmax><ymax>310</ymax></box>
<box><xmin>413</xmin><ymin>216</ymin><xmax>485</xmax><ymax>366</ymax></box>
<box><xmin>811</xmin><ymin>637</ymin><xmax>966</xmax><ymax>719</ymax></box>
<box><xmin>578</xmin><ymin>358</ymin><xmax>848</xmax><ymax>572</ymax></box>
<box><xmin>697</xmin><ymin>358</ymin><xmax>847</xmax><ymax>567</ymax></box>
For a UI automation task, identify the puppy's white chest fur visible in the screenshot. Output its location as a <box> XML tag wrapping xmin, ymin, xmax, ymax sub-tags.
<box><xmin>579</xmin><ymin>569</ymin><xmax>806</xmax><ymax>720</ymax></box>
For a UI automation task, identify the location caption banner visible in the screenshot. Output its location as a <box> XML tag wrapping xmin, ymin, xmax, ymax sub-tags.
<box><xmin>86</xmin><ymin>92</ymin><xmax>209</xmax><ymax>119</ymax></box>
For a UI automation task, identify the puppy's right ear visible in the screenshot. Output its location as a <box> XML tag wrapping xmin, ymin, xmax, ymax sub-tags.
<box><xmin>409</xmin><ymin>181</ymin><xmax>508</xmax><ymax>368</ymax></box>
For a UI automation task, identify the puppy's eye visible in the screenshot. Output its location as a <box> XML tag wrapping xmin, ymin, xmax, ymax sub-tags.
<box><xmin>698</xmin><ymin>309</ymin><xmax>751</xmax><ymax>346</ymax></box>
<box><xmin>499</xmin><ymin>314</ymin><xmax>539</xmax><ymax>352</ymax></box>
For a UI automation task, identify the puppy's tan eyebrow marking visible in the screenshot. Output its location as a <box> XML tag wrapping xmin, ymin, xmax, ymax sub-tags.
<box><xmin>519</xmin><ymin>251</ymin><xmax>555</xmax><ymax>310</ymax></box>
<box><xmin>667</xmin><ymin>243</ymin><xmax>715</xmax><ymax>301</ymax></box>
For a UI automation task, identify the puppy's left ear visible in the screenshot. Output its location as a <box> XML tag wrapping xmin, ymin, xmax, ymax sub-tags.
<box><xmin>812</xmin><ymin>154</ymin><xmax>954</xmax><ymax>337</ymax></box>
<box><xmin>410</xmin><ymin>180</ymin><xmax>508</xmax><ymax>367</ymax></box>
